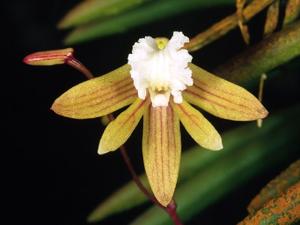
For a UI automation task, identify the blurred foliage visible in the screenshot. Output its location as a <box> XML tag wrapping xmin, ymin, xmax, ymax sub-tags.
<box><xmin>58</xmin><ymin>0</ymin><xmax>149</xmax><ymax>29</ymax></box>
<box><xmin>59</xmin><ymin>0</ymin><xmax>235</xmax><ymax>44</ymax></box>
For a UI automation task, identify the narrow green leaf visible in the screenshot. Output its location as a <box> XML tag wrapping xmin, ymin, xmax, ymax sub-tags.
<box><xmin>64</xmin><ymin>0</ymin><xmax>234</xmax><ymax>44</ymax></box>
<box><xmin>215</xmin><ymin>21</ymin><xmax>300</xmax><ymax>84</ymax></box>
<box><xmin>87</xmin><ymin>175</ymin><xmax>148</xmax><ymax>222</ymax></box>
<box><xmin>59</xmin><ymin>0</ymin><xmax>147</xmax><ymax>29</ymax></box>
<box><xmin>129</xmin><ymin>106</ymin><xmax>300</xmax><ymax>225</ymax></box>
<box><xmin>88</xmin><ymin>106</ymin><xmax>300</xmax><ymax>223</ymax></box>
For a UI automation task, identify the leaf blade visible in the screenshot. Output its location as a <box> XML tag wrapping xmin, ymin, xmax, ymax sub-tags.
<box><xmin>64</xmin><ymin>0</ymin><xmax>234</xmax><ymax>44</ymax></box>
<box><xmin>59</xmin><ymin>0</ymin><xmax>147</xmax><ymax>29</ymax></box>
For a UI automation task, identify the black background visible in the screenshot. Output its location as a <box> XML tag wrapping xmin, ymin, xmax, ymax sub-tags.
<box><xmin>4</xmin><ymin>1</ymin><xmax>300</xmax><ymax>225</ymax></box>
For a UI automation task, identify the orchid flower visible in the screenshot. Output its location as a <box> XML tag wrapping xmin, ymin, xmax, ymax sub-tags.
<box><xmin>51</xmin><ymin>32</ymin><xmax>268</xmax><ymax>206</ymax></box>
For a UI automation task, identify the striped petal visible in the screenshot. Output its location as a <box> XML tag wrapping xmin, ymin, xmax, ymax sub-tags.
<box><xmin>183</xmin><ymin>63</ymin><xmax>268</xmax><ymax>121</ymax></box>
<box><xmin>172</xmin><ymin>100</ymin><xmax>223</xmax><ymax>151</ymax></box>
<box><xmin>51</xmin><ymin>64</ymin><xmax>137</xmax><ymax>119</ymax></box>
<box><xmin>143</xmin><ymin>105</ymin><xmax>181</xmax><ymax>206</ymax></box>
<box><xmin>98</xmin><ymin>98</ymin><xmax>149</xmax><ymax>154</ymax></box>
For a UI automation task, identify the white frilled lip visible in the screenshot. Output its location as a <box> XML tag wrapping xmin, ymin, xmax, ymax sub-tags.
<box><xmin>128</xmin><ymin>31</ymin><xmax>193</xmax><ymax>107</ymax></box>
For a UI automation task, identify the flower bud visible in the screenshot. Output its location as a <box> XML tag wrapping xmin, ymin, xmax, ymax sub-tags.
<box><xmin>23</xmin><ymin>48</ymin><xmax>74</xmax><ymax>66</ymax></box>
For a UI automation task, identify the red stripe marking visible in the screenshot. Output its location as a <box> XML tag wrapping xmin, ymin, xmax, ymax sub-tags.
<box><xmin>193</xmin><ymin>77</ymin><xmax>250</xmax><ymax>99</ymax></box>
<box><xmin>160</xmin><ymin>108</ymin><xmax>165</xmax><ymax>195</ymax></box>
<box><xmin>166</xmin><ymin>106</ymin><xmax>172</xmax><ymax>183</ymax></box>
<box><xmin>55</xmin><ymin>84</ymin><xmax>136</xmax><ymax>111</ymax></box>
<box><xmin>184</xmin><ymin>89</ymin><xmax>251</xmax><ymax>116</ymax></box>
<box><xmin>61</xmin><ymin>77</ymin><xmax>134</xmax><ymax>107</ymax></box>
<box><xmin>177</xmin><ymin>103</ymin><xmax>209</xmax><ymax>136</ymax></box>
<box><xmin>57</xmin><ymin>91</ymin><xmax>137</xmax><ymax>117</ymax></box>
<box><xmin>171</xmin><ymin>108</ymin><xmax>177</xmax><ymax>173</ymax></box>
<box><xmin>119</xmin><ymin>99</ymin><xmax>147</xmax><ymax>127</ymax></box>
<box><xmin>24</xmin><ymin>53</ymin><xmax>69</xmax><ymax>62</ymax></box>
<box><xmin>193</xmin><ymin>77</ymin><xmax>256</xmax><ymax>110</ymax></box>
<box><xmin>152</xmin><ymin>107</ymin><xmax>161</xmax><ymax>194</ymax></box>
<box><xmin>88</xmin><ymin>88</ymin><xmax>137</xmax><ymax>113</ymax></box>
<box><xmin>78</xmin><ymin>76</ymin><xmax>132</xmax><ymax>99</ymax></box>
<box><xmin>103</xmin><ymin>99</ymin><xmax>147</xmax><ymax>140</ymax></box>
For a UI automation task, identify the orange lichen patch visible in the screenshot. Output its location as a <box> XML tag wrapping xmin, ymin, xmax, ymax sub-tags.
<box><xmin>277</xmin><ymin>216</ymin><xmax>290</xmax><ymax>224</ymax></box>
<box><xmin>248</xmin><ymin>160</ymin><xmax>300</xmax><ymax>214</ymax></box>
<box><xmin>238</xmin><ymin>182</ymin><xmax>300</xmax><ymax>225</ymax></box>
<box><xmin>289</xmin><ymin>203</ymin><xmax>300</xmax><ymax>217</ymax></box>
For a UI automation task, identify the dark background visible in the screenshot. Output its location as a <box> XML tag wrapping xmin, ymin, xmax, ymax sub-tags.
<box><xmin>4</xmin><ymin>1</ymin><xmax>300</xmax><ymax>225</ymax></box>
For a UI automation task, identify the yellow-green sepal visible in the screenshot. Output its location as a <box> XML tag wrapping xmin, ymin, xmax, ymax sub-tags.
<box><xmin>172</xmin><ymin>100</ymin><xmax>223</xmax><ymax>151</ymax></box>
<box><xmin>142</xmin><ymin>105</ymin><xmax>181</xmax><ymax>206</ymax></box>
<box><xmin>184</xmin><ymin>63</ymin><xmax>268</xmax><ymax>121</ymax></box>
<box><xmin>51</xmin><ymin>64</ymin><xmax>137</xmax><ymax>119</ymax></box>
<box><xmin>98</xmin><ymin>98</ymin><xmax>149</xmax><ymax>154</ymax></box>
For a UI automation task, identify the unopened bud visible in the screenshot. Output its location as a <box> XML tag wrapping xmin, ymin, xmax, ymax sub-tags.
<box><xmin>23</xmin><ymin>48</ymin><xmax>74</xmax><ymax>66</ymax></box>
